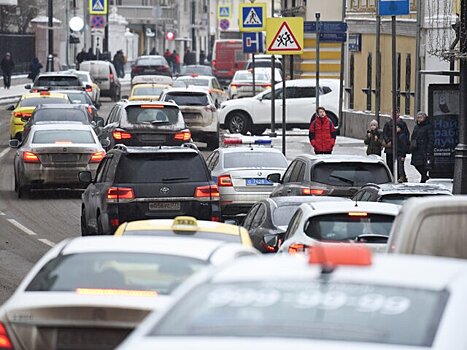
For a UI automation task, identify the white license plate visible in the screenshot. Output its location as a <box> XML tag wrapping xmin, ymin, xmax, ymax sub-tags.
<box><xmin>149</xmin><ymin>202</ymin><xmax>181</xmax><ymax>210</ymax></box>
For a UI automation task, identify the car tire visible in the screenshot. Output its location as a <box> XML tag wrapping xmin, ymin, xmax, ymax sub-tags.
<box><xmin>17</xmin><ymin>177</ymin><xmax>29</xmax><ymax>199</ymax></box>
<box><xmin>227</xmin><ymin>111</ymin><xmax>251</xmax><ymax>135</ymax></box>
<box><xmin>97</xmin><ymin>213</ymin><xmax>105</xmax><ymax>235</ymax></box>
<box><xmin>206</xmin><ymin>133</ymin><xmax>220</xmax><ymax>151</ymax></box>
<box><xmin>81</xmin><ymin>207</ymin><xmax>90</xmax><ymax>236</ymax></box>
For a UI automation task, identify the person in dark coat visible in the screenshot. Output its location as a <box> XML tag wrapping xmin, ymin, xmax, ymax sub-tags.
<box><xmin>410</xmin><ymin>112</ymin><xmax>433</xmax><ymax>183</ymax></box>
<box><xmin>199</xmin><ymin>50</ymin><xmax>206</xmax><ymax>65</ymax></box>
<box><xmin>364</xmin><ymin>119</ymin><xmax>383</xmax><ymax>156</ymax></box>
<box><xmin>396</xmin><ymin>124</ymin><xmax>410</xmax><ymax>182</ymax></box>
<box><xmin>308</xmin><ymin>106</ymin><xmax>337</xmax><ymax>154</ymax></box>
<box><xmin>382</xmin><ymin>110</ymin><xmax>410</xmax><ymax>175</ymax></box>
<box><xmin>113</xmin><ymin>50</ymin><xmax>125</xmax><ymax>78</ymax></box>
<box><xmin>76</xmin><ymin>48</ymin><xmax>87</xmax><ymax>69</ymax></box>
<box><xmin>86</xmin><ymin>48</ymin><xmax>96</xmax><ymax>61</ymax></box>
<box><xmin>0</xmin><ymin>52</ymin><xmax>15</xmax><ymax>89</ymax></box>
<box><xmin>28</xmin><ymin>57</ymin><xmax>43</xmax><ymax>82</ymax></box>
<box><xmin>183</xmin><ymin>48</ymin><xmax>191</xmax><ymax>66</ymax></box>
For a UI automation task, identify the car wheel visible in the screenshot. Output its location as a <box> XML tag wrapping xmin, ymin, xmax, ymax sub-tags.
<box><xmin>81</xmin><ymin>207</ymin><xmax>90</xmax><ymax>236</ymax></box>
<box><xmin>17</xmin><ymin>176</ymin><xmax>29</xmax><ymax>199</ymax></box>
<box><xmin>227</xmin><ymin>112</ymin><xmax>251</xmax><ymax>135</ymax></box>
<box><xmin>97</xmin><ymin>213</ymin><xmax>105</xmax><ymax>235</ymax></box>
<box><xmin>206</xmin><ymin>133</ymin><xmax>219</xmax><ymax>151</ymax></box>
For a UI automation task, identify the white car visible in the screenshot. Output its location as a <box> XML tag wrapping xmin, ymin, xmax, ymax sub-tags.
<box><xmin>66</xmin><ymin>70</ymin><xmax>101</xmax><ymax>106</ymax></box>
<box><xmin>227</xmin><ymin>69</ymin><xmax>273</xmax><ymax>99</ymax></box>
<box><xmin>160</xmin><ymin>87</ymin><xmax>220</xmax><ymax>150</ymax></box>
<box><xmin>219</xmin><ymin>78</ymin><xmax>340</xmax><ymax>135</ymax></box>
<box><xmin>278</xmin><ymin>201</ymin><xmax>400</xmax><ymax>254</ymax></box>
<box><xmin>173</xmin><ymin>75</ymin><xmax>226</xmax><ymax>107</ymax></box>
<box><xmin>118</xmin><ymin>245</ymin><xmax>467</xmax><ymax>349</ymax></box>
<box><xmin>0</xmin><ymin>236</ymin><xmax>257</xmax><ymax>350</ymax></box>
<box><xmin>205</xmin><ymin>136</ymin><xmax>288</xmax><ymax>219</ymax></box>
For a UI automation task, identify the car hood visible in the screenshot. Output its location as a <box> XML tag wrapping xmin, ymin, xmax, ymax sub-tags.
<box><xmin>221</xmin><ymin>97</ymin><xmax>257</xmax><ymax>108</ymax></box>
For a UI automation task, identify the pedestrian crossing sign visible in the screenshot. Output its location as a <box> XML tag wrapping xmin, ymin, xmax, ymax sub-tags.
<box><xmin>239</xmin><ymin>3</ymin><xmax>266</xmax><ymax>32</ymax></box>
<box><xmin>218</xmin><ymin>5</ymin><xmax>231</xmax><ymax>19</ymax></box>
<box><xmin>266</xmin><ymin>18</ymin><xmax>304</xmax><ymax>55</ymax></box>
<box><xmin>89</xmin><ymin>0</ymin><xmax>107</xmax><ymax>15</ymax></box>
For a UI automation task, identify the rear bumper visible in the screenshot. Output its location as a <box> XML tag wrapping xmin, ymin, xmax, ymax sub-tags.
<box><xmin>219</xmin><ymin>191</ymin><xmax>272</xmax><ymax>216</ymax></box>
<box><xmin>21</xmin><ymin>164</ymin><xmax>98</xmax><ymax>187</ymax></box>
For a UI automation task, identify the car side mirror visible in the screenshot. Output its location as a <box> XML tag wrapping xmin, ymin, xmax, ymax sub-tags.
<box><xmin>100</xmin><ymin>138</ymin><xmax>110</xmax><ymax>148</ymax></box>
<box><xmin>8</xmin><ymin>139</ymin><xmax>20</xmax><ymax>148</ymax></box>
<box><xmin>79</xmin><ymin>171</ymin><xmax>93</xmax><ymax>184</ymax></box>
<box><xmin>263</xmin><ymin>234</ymin><xmax>281</xmax><ymax>253</ymax></box>
<box><xmin>6</xmin><ymin>104</ymin><xmax>15</xmax><ymax>111</ymax></box>
<box><xmin>267</xmin><ymin>173</ymin><xmax>281</xmax><ymax>184</ymax></box>
<box><xmin>24</xmin><ymin>84</ymin><xmax>31</xmax><ymax>90</ymax></box>
<box><xmin>95</xmin><ymin>117</ymin><xmax>105</xmax><ymax>127</ymax></box>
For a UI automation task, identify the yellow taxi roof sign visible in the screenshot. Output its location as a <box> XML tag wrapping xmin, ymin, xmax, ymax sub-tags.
<box><xmin>172</xmin><ymin>216</ymin><xmax>199</xmax><ymax>231</ymax></box>
<box><xmin>266</xmin><ymin>17</ymin><xmax>304</xmax><ymax>55</ymax></box>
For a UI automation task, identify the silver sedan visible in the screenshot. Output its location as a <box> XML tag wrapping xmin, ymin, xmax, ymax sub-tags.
<box><xmin>10</xmin><ymin>123</ymin><xmax>106</xmax><ymax>198</ymax></box>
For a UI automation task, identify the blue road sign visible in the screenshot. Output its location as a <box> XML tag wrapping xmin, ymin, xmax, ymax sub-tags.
<box><xmin>378</xmin><ymin>0</ymin><xmax>410</xmax><ymax>16</ymax></box>
<box><xmin>242</xmin><ymin>32</ymin><xmax>264</xmax><ymax>53</ymax></box>
<box><xmin>219</xmin><ymin>6</ymin><xmax>230</xmax><ymax>18</ymax></box>
<box><xmin>304</xmin><ymin>21</ymin><xmax>347</xmax><ymax>33</ymax></box>
<box><xmin>319</xmin><ymin>32</ymin><xmax>347</xmax><ymax>43</ymax></box>
<box><xmin>89</xmin><ymin>0</ymin><xmax>107</xmax><ymax>15</ymax></box>
<box><xmin>241</xmin><ymin>5</ymin><xmax>264</xmax><ymax>30</ymax></box>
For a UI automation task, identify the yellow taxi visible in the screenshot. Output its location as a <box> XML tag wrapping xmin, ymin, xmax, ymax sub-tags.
<box><xmin>114</xmin><ymin>216</ymin><xmax>253</xmax><ymax>247</ymax></box>
<box><xmin>9</xmin><ymin>91</ymin><xmax>70</xmax><ymax>140</ymax></box>
<box><xmin>128</xmin><ymin>83</ymin><xmax>171</xmax><ymax>101</ymax></box>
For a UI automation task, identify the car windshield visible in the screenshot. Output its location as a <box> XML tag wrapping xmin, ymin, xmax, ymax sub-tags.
<box><xmin>137</xmin><ymin>57</ymin><xmax>166</xmax><ymax>66</ymax></box>
<box><xmin>149</xmin><ymin>281</ymin><xmax>448</xmax><ymax>347</ymax></box>
<box><xmin>66</xmin><ymin>92</ymin><xmax>91</xmax><ymax>105</ymax></box>
<box><xmin>35</xmin><ymin>76</ymin><xmax>81</xmax><ymax>87</ymax></box>
<box><xmin>25</xmin><ymin>252</ymin><xmax>207</xmax><ymax>295</ymax></box>
<box><xmin>132</xmin><ymin>86</ymin><xmax>166</xmax><ymax>96</ymax></box>
<box><xmin>223</xmin><ymin>152</ymin><xmax>287</xmax><ymax>169</ymax></box>
<box><xmin>175</xmin><ymin>78</ymin><xmax>210</xmax><ymax>87</ymax></box>
<box><xmin>115</xmin><ymin>153</ymin><xmax>208</xmax><ymax>183</ymax></box>
<box><xmin>164</xmin><ymin>92</ymin><xmax>209</xmax><ymax>106</ymax></box>
<box><xmin>33</xmin><ymin>109</ymin><xmax>88</xmax><ymax>123</ymax></box>
<box><xmin>32</xmin><ymin>130</ymin><xmax>95</xmax><ymax>144</ymax></box>
<box><xmin>380</xmin><ymin>193</ymin><xmax>449</xmax><ymax>205</ymax></box>
<box><xmin>20</xmin><ymin>97</ymin><xmax>69</xmax><ymax>107</ymax></box>
<box><xmin>123</xmin><ymin>230</ymin><xmax>241</xmax><ymax>243</ymax></box>
<box><xmin>312</xmin><ymin>163</ymin><xmax>391</xmax><ymax>186</ymax></box>
<box><xmin>304</xmin><ymin>213</ymin><xmax>394</xmax><ymax>242</ymax></box>
<box><xmin>125</xmin><ymin>105</ymin><xmax>179</xmax><ymax>124</ymax></box>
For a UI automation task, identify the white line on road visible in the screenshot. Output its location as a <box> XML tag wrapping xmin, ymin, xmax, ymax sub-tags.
<box><xmin>0</xmin><ymin>147</ymin><xmax>10</xmax><ymax>159</ymax></box>
<box><xmin>7</xmin><ymin>219</ymin><xmax>37</xmax><ymax>236</ymax></box>
<box><xmin>38</xmin><ymin>238</ymin><xmax>55</xmax><ymax>247</ymax></box>
<box><xmin>0</xmin><ymin>211</ymin><xmax>5</xmax><ymax>215</ymax></box>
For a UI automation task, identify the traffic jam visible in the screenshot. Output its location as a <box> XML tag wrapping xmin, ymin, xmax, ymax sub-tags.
<box><xmin>1</xmin><ymin>9</ymin><xmax>467</xmax><ymax>350</ymax></box>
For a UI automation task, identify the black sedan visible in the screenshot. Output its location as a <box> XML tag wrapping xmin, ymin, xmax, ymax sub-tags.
<box><xmin>241</xmin><ymin>196</ymin><xmax>349</xmax><ymax>253</ymax></box>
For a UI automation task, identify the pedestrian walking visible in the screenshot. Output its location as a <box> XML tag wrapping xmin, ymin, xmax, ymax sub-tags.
<box><xmin>199</xmin><ymin>50</ymin><xmax>206</xmax><ymax>65</ymax></box>
<box><xmin>1</xmin><ymin>52</ymin><xmax>14</xmax><ymax>89</ymax></box>
<box><xmin>76</xmin><ymin>48</ymin><xmax>87</xmax><ymax>69</ymax></box>
<box><xmin>173</xmin><ymin>50</ymin><xmax>180</xmax><ymax>74</ymax></box>
<box><xmin>86</xmin><ymin>48</ymin><xmax>96</xmax><ymax>61</ymax></box>
<box><xmin>28</xmin><ymin>57</ymin><xmax>43</xmax><ymax>82</ymax></box>
<box><xmin>113</xmin><ymin>50</ymin><xmax>125</xmax><ymax>78</ymax></box>
<box><xmin>382</xmin><ymin>110</ymin><xmax>410</xmax><ymax>175</ymax></box>
<box><xmin>396</xmin><ymin>125</ymin><xmax>410</xmax><ymax>183</ymax></box>
<box><xmin>308</xmin><ymin>106</ymin><xmax>337</xmax><ymax>154</ymax></box>
<box><xmin>164</xmin><ymin>49</ymin><xmax>173</xmax><ymax>71</ymax></box>
<box><xmin>53</xmin><ymin>53</ymin><xmax>62</xmax><ymax>72</ymax></box>
<box><xmin>183</xmin><ymin>48</ymin><xmax>191</xmax><ymax>66</ymax></box>
<box><xmin>364</xmin><ymin>119</ymin><xmax>383</xmax><ymax>156</ymax></box>
<box><xmin>410</xmin><ymin>112</ymin><xmax>433</xmax><ymax>183</ymax></box>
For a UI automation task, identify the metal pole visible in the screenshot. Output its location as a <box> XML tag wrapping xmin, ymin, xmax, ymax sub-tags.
<box><xmin>83</xmin><ymin>0</ymin><xmax>87</xmax><ymax>50</ymax></box>
<box><xmin>252</xmin><ymin>53</ymin><xmax>256</xmax><ymax>96</ymax></box>
<box><xmin>391</xmin><ymin>16</ymin><xmax>398</xmax><ymax>181</ymax></box>
<box><xmin>375</xmin><ymin>4</ymin><xmax>382</xmax><ymax>126</ymax></box>
<box><xmin>47</xmin><ymin>0</ymin><xmax>54</xmax><ymax>71</ymax></box>
<box><xmin>338</xmin><ymin>1</ymin><xmax>346</xmax><ymax>133</ymax></box>
<box><xmin>282</xmin><ymin>55</ymin><xmax>287</xmax><ymax>156</ymax></box>
<box><xmin>104</xmin><ymin>11</ymin><xmax>109</xmax><ymax>54</ymax></box>
<box><xmin>453</xmin><ymin>0</ymin><xmax>467</xmax><ymax>194</ymax></box>
<box><xmin>290</xmin><ymin>55</ymin><xmax>294</xmax><ymax>80</ymax></box>
<box><xmin>65</xmin><ymin>0</ymin><xmax>70</xmax><ymax>67</ymax></box>
<box><xmin>315</xmin><ymin>13</ymin><xmax>321</xmax><ymax>109</ymax></box>
<box><xmin>191</xmin><ymin>0</ymin><xmax>196</xmax><ymax>52</ymax></box>
<box><xmin>414</xmin><ymin>0</ymin><xmax>423</xmax><ymax>114</ymax></box>
<box><xmin>270</xmin><ymin>0</ymin><xmax>276</xmax><ymax>137</ymax></box>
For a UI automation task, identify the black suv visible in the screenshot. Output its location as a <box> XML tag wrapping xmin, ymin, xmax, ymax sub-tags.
<box><xmin>79</xmin><ymin>144</ymin><xmax>221</xmax><ymax>235</ymax></box>
<box><xmin>268</xmin><ymin>155</ymin><xmax>393</xmax><ymax>198</ymax></box>
<box><xmin>101</xmin><ymin>100</ymin><xmax>190</xmax><ymax>149</ymax></box>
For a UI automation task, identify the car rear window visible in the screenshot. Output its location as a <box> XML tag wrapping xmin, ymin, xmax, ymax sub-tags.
<box><xmin>136</xmin><ymin>57</ymin><xmax>167</xmax><ymax>66</ymax></box>
<box><xmin>223</xmin><ymin>152</ymin><xmax>287</xmax><ymax>169</ymax></box>
<box><xmin>234</xmin><ymin>71</ymin><xmax>269</xmax><ymax>81</ymax></box>
<box><xmin>20</xmin><ymin>97</ymin><xmax>69</xmax><ymax>107</ymax></box>
<box><xmin>66</xmin><ymin>92</ymin><xmax>92</xmax><ymax>105</ymax></box>
<box><xmin>115</xmin><ymin>153</ymin><xmax>209</xmax><ymax>183</ymax></box>
<box><xmin>74</xmin><ymin>73</ymin><xmax>89</xmax><ymax>82</ymax></box>
<box><xmin>125</xmin><ymin>105</ymin><xmax>180</xmax><ymax>124</ymax></box>
<box><xmin>35</xmin><ymin>76</ymin><xmax>81</xmax><ymax>87</ymax></box>
<box><xmin>312</xmin><ymin>162</ymin><xmax>391</xmax><ymax>186</ymax></box>
<box><xmin>181</xmin><ymin>66</ymin><xmax>212</xmax><ymax>75</ymax></box>
<box><xmin>164</xmin><ymin>92</ymin><xmax>209</xmax><ymax>106</ymax></box>
<box><xmin>149</xmin><ymin>281</ymin><xmax>448</xmax><ymax>347</ymax></box>
<box><xmin>32</xmin><ymin>130</ymin><xmax>95</xmax><ymax>144</ymax></box>
<box><xmin>123</xmin><ymin>230</ymin><xmax>241</xmax><ymax>243</ymax></box>
<box><xmin>174</xmin><ymin>78</ymin><xmax>210</xmax><ymax>87</ymax></box>
<box><xmin>25</xmin><ymin>252</ymin><xmax>207</xmax><ymax>295</ymax></box>
<box><xmin>380</xmin><ymin>193</ymin><xmax>449</xmax><ymax>205</ymax></box>
<box><xmin>132</xmin><ymin>86</ymin><xmax>166</xmax><ymax>97</ymax></box>
<box><xmin>33</xmin><ymin>109</ymin><xmax>88</xmax><ymax>123</ymax></box>
<box><xmin>304</xmin><ymin>213</ymin><xmax>394</xmax><ymax>242</ymax></box>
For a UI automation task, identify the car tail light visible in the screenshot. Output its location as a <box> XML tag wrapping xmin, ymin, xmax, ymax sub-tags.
<box><xmin>32</xmin><ymin>89</ymin><xmax>39</xmax><ymax>93</ymax></box>
<box><xmin>288</xmin><ymin>243</ymin><xmax>308</xmax><ymax>255</ymax></box>
<box><xmin>107</xmin><ymin>187</ymin><xmax>135</xmax><ymax>203</ymax></box>
<box><xmin>39</xmin><ymin>91</ymin><xmax>50</xmax><ymax>96</ymax></box>
<box><xmin>348</xmin><ymin>212</ymin><xmax>368</xmax><ymax>217</ymax></box>
<box><xmin>141</xmin><ymin>104</ymin><xmax>164</xmax><ymax>109</ymax></box>
<box><xmin>13</xmin><ymin>112</ymin><xmax>32</xmax><ymax>118</ymax></box>
<box><xmin>195</xmin><ymin>185</ymin><xmax>220</xmax><ymax>199</ymax></box>
<box><xmin>110</xmin><ymin>218</ymin><xmax>120</xmax><ymax>227</ymax></box>
<box><xmin>217</xmin><ymin>175</ymin><xmax>233</xmax><ymax>187</ymax></box>
<box><xmin>112</xmin><ymin>130</ymin><xmax>132</xmax><ymax>140</ymax></box>
<box><xmin>204</xmin><ymin>105</ymin><xmax>216</xmax><ymax>112</ymax></box>
<box><xmin>86</xmin><ymin>86</ymin><xmax>93</xmax><ymax>92</ymax></box>
<box><xmin>302</xmin><ymin>188</ymin><xmax>327</xmax><ymax>196</ymax></box>
<box><xmin>0</xmin><ymin>322</ymin><xmax>13</xmax><ymax>349</ymax></box>
<box><xmin>260</xmin><ymin>83</ymin><xmax>271</xmax><ymax>88</ymax></box>
<box><xmin>89</xmin><ymin>151</ymin><xmax>105</xmax><ymax>163</ymax></box>
<box><xmin>109</xmin><ymin>74</ymin><xmax>114</xmax><ymax>83</ymax></box>
<box><xmin>76</xmin><ymin>288</ymin><xmax>157</xmax><ymax>297</ymax></box>
<box><xmin>174</xmin><ymin>130</ymin><xmax>191</xmax><ymax>141</ymax></box>
<box><xmin>211</xmin><ymin>59</ymin><xmax>217</xmax><ymax>68</ymax></box>
<box><xmin>131</xmin><ymin>66</ymin><xmax>143</xmax><ymax>74</ymax></box>
<box><xmin>23</xmin><ymin>151</ymin><xmax>40</xmax><ymax>163</ymax></box>
<box><xmin>211</xmin><ymin>216</ymin><xmax>220</xmax><ymax>222</ymax></box>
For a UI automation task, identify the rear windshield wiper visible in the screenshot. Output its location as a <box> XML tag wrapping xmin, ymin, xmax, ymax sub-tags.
<box><xmin>352</xmin><ymin>234</ymin><xmax>389</xmax><ymax>243</ymax></box>
<box><xmin>161</xmin><ymin>177</ymin><xmax>189</xmax><ymax>182</ymax></box>
<box><xmin>329</xmin><ymin>174</ymin><xmax>355</xmax><ymax>185</ymax></box>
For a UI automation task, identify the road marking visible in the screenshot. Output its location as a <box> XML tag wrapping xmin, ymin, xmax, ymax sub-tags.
<box><xmin>0</xmin><ymin>147</ymin><xmax>10</xmax><ymax>159</ymax></box>
<box><xmin>0</xmin><ymin>211</ymin><xmax>5</xmax><ymax>216</ymax></box>
<box><xmin>7</xmin><ymin>219</ymin><xmax>37</xmax><ymax>236</ymax></box>
<box><xmin>38</xmin><ymin>238</ymin><xmax>55</xmax><ymax>247</ymax></box>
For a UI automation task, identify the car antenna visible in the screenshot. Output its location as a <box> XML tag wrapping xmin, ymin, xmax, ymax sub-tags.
<box><xmin>354</xmin><ymin>197</ymin><xmax>359</xmax><ymax>207</ymax></box>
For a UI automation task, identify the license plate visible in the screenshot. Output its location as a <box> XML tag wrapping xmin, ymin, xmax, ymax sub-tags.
<box><xmin>149</xmin><ymin>202</ymin><xmax>181</xmax><ymax>210</ymax></box>
<box><xmin>246</xmin><ymin>178</ymin><xmax>272</xmax><ymax>186</ymax></box>
<box><xmin>52</xmin><ymin>154</ymin><xmax>77</xmax><ymax>162</ymax></box>
<box><xmin>57</xmin><ymin>328</ymin><xmax>128</xmax><ymax>348</ymax></box>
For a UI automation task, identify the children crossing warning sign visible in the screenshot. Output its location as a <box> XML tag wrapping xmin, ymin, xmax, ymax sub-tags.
<box><xmin>266</xmin><ymin>17</ymin><xmax>304</xmax><ymax>55</ymax></box>
<box><xmin>239</xmin><ymin>3</ymin><xmax>266</xmax><ymax>32</ymax></box>
<box><xmin>89</xmin><ymin>0</ymin><xmax>107</xmax><ymax>15</ymax></box>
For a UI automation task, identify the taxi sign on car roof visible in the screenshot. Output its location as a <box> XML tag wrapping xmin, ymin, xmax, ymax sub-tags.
<box><xmin>172</xmin><ymin>216</ymin><xmax>199</xmax><ymax>231</ymax></box>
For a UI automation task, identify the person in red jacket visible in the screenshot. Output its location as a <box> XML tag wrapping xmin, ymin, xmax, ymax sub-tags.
<box><xmin>309</xmin><ymin>106</ymin><xmax>337</xmax><ymax>154</ymax></box>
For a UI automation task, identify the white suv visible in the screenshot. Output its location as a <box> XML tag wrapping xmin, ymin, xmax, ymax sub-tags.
<box><xmin>160</xmin><ymin>87</ymin><xmax>219</xmax><ymax>150</ymax></box>
<box><xmin>219</xmin><ymin>78</ymin><xmax>340</xmax><ymax>135</ymax></box>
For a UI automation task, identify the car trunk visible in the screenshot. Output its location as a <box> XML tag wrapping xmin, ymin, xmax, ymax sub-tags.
<box><xmin>179</xmin><ymin>106</ymin><xmax>213</xmax><ymax>128</ymax></box>
<box><xmin>31</xmin><ymin>145</ymin><xmax>99</xmax><ymax>167</ymax></box>
<box><xmin>228</xmin><ymin>169</ymin><xmax>281</xmax><ymax>193</ymax></box>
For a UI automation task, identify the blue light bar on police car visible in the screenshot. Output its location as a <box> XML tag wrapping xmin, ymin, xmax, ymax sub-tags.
<box><xmin>224</xmin><ymin>135</ymin><xmax>272</xmax><ymax>145</ymax></box>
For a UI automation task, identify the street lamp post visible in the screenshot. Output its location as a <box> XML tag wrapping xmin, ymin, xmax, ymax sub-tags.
<box><xmin>47</xmin><ymin>0</ymin><xmax>54</xmax><ymax>71</ymax></box>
